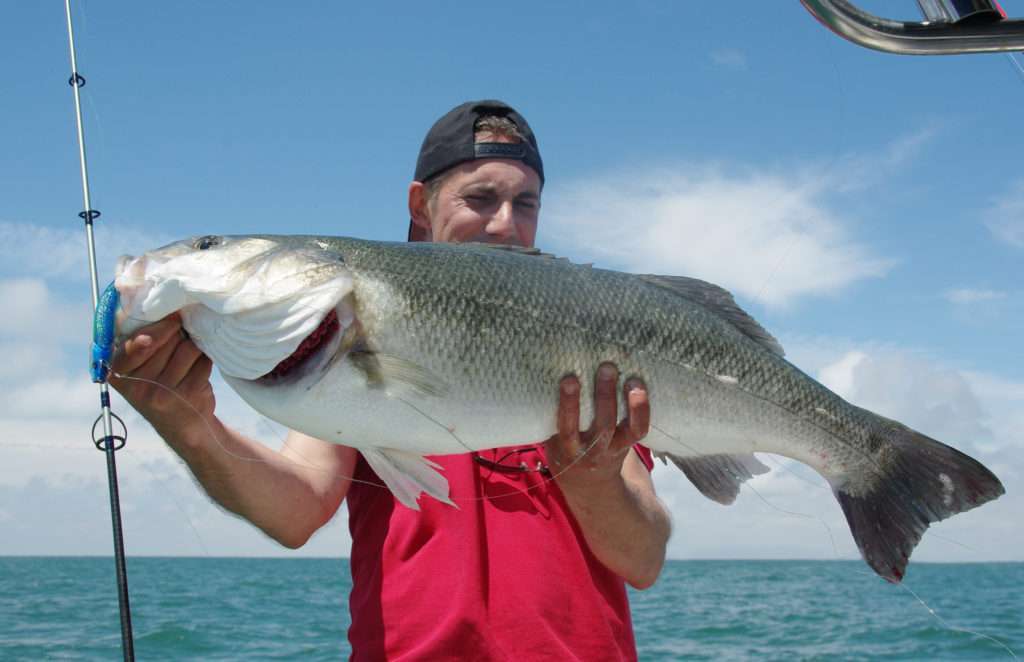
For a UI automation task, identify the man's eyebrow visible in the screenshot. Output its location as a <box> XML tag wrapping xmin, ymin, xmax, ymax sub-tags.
<box><xmin>460</xmin><ymin>182</ymin><xmax>498</xmax><ymax>194</ymax></box>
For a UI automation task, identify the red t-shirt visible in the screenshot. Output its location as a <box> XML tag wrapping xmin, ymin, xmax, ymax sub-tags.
<box><xmin>345</xmin><ymin>443</ymin><xmax>653</xmax><ymax>661</ymax></box>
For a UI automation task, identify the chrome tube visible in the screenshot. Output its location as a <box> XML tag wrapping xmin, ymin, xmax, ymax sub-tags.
<box><xmin>800</xmin><ymin>0</ymin><xmax>1024</xmax><ymax>54</ymax></box>
<box><xmin>917</xmin><ymin>0</ymin><xmax>1004</xmax><ymax>24</ymax></box>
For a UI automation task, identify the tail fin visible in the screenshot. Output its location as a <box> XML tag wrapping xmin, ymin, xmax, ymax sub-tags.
<box><xmin>831</xmin><ymin>421</ymin><xmax>1004</xmax><ymax>583</ymax></box>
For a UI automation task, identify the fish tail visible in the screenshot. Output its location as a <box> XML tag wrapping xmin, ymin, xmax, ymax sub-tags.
<box><xmin>829</xmin><ymin>420</ymin><xmax>1004</xmax><ymax>583</ymax></box>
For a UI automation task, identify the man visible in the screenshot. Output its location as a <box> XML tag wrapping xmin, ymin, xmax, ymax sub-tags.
<box><xmin>111</xmin><ymin>100</ymin><xmax>670</xmax><ymax>660</ymax></box>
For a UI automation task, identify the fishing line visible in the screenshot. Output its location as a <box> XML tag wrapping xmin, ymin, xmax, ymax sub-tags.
<box><xmin>649</xmin><ymin>421</ymin><xmax>845</xmax><ymax>561</ymax></box>
<box><xmin>841</xmin><ymin>562</ymin><xmax>1021</xmax><ymax>660</ymax></box>
<box><xmin>649</xmin><ymin>420</ymin><xmax>1018</xmax><ymax>652</ymax></box>
<box><xmin>895</xmin><ymin>580</ymin><xmax>1019</xmax><ymax>660</ymax></box>
<box><xmin>748</xmin><ymin>473</ymin><xmax>1012</xmax><ymax>656</ymax></box>
<box><xmin>111</xmin><ymin>372</ymin><xmax>608</xmax><ymax>505</ymax></box>
<box><xmin>1007</xmin><ymin>52</ymin><xmax>1024</xmax><ymax>81</ymax></box>
<box><xmin>752</xmin><ymin>464</ymin><xmax>1010</xmax><ymax>654</ymax></box>
<box><xmin>761</xmin><ymin>454</ymin><xmax>829</xmax><ymax>490</ymax></box>
<box><xmin>114</xmin><ymin>296</ymin><xmax>617</xmax><ymax>504</ymax></box>
<box><xmin>758</xmin><ymin>455</ymin><xmax>976</xmax><ymax>551</ymax></box>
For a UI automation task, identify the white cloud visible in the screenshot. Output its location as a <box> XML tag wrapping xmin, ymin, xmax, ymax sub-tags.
<box><xmin>651</xmin><ymin>340</ymin><xmax>1022</xmax><ymax>566</ymax></box>
<box><xmin>0</xmin><ymin>369</ymin><xmax>354</xmax><ymax>557</ymax></box>
<box><xmin>710</xmin><ymin>48</ymin><xmax>747</xmax><ymax>70</ymax></box>
<box><xmin>943</xmin><ymin>288</ymin><xmax>1008</xmax><ymax>305</ymax></box>
<box><xmin>0</xmin><ymin>220</ymin><xmax>173</xmax><ymax>282</ymax></box>
<box><xmin>882</xmin><ymin>124</ymin><xmax>941</xmax><ymax>168</ymax></box>
<box><xmin>541</xmin><ymin>128</ymin><xmax>953</xmax><ymax>308</ymax></box>
<box><xmin>0</xmin><ymin>219</ymin><xmax>355</xmax><ymax>557</ymax></box>
<box><xmin>984</xmin><ymin>178</ymin><xmax>1024</xmax><ymax>248</ymax></box>
<box><xmin>0</xmin><ymin>277</ymin><xmax>91</xmax><ymax>345</ymax></box>
<box><xmin>544</xmin><ymin>164</ymin><xmax>894</xmax><ymax>307</ymax></box>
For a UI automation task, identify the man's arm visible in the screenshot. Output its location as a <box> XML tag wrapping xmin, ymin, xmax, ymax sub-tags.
<box><xmin>545</xmin><ymin>364</ymin><xmax>672</xmax><ymax>590</ymax></box>
<box><xmin>110</xmin><ymin>315</ymin><xmax>355</xmax><ymax>548</ymax></box>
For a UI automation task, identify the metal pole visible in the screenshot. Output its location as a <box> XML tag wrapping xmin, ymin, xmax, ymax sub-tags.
<box><xmin>800</xmin><ymin>0</ymin><xmax>1024</xmax><ymax>54</ymax></box>
<box><xmin>63</xmin><ymin>2</ymin><xmax>135</xmax><ymax>659</ymax></box>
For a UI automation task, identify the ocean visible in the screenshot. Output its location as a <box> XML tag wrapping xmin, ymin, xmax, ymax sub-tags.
<box><xmin>0</xmin><ymin>557</ymin><xmax>1019</xmax><ymax>660</ymax></box>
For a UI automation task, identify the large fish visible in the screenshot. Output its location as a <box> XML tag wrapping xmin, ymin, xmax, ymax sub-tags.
<box><xmin>114</xmin><ymin>234</ymin><xmax>1004</xmax><ymax>582</ymax></box>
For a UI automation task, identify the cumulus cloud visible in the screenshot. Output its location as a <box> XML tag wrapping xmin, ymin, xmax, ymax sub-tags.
<box><xmin>0</xmin><ymin>220</ymin><xmax>173</xmax><ymax>282</ymax></box>
<box><xmin>0</xmin><ymin>220</ymin><xmax>352</xmax><ymax>557</ymax></box>
<box><xmin>882</xmin><ymin>124</ymin><xmax>941</xmax><ymax>168</ymax></box>
<box><xmin>984</xmin><ymin>178</ymin><xmax>1024</xmax><ymax>248</ymax></box>
<box><xmin>0</xmin><ymin>277</ymin><xmax>92</xmax><ymax>345</ymax></box>
<box><xmin>651</xmin><ymin>340</ymin><xmax>1021</xmax><ymax>564</ymax></box>
<box><xmin>710</xmin><ymin>48</ymin><xmax>747</xmax><ymax>70</ymax></box>
<box><xmin>544</xmin><ymin>164</ymin><xmax>894</xmax><ymax>307</ymax></box>
<box><xmin>0</xmin><ymin>459</ymin><xmax>352</xmax><ymax>557</ymax></box>
<box><xmin>0</xmin><ymin>365</ymin><xmax>353</xmax><ymax>556</ymax></box>
<box><xmin>943</xmin><ymin>288</ymin><xmax>1007</xmax><ymax>305</ymax></box>
<box><xmin>817</xmin><ymin>349</ymin><xmax>995</xmax><ymax>449</ymax></box>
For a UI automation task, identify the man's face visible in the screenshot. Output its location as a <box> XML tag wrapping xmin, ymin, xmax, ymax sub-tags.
<box><xmin>419</xmin><ymin>159</ymin><xmax>542</xmax><ymax>248</ymax></box>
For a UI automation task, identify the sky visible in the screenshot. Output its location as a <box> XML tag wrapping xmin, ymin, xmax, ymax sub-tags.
<box><xmin>2</xmin><ymin>1</ymin><xmax>1022</xmax><ymax>574</ymax></box>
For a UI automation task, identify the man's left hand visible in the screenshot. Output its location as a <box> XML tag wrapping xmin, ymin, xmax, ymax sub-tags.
<box><xmin>544</xmin><ymin>362</ymin><xmax>650</xmax><ymax>485</ymax></box>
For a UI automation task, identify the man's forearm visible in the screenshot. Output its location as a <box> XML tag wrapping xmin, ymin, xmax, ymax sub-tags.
<box><xmin>152</xmin><ymin>416</ymin><xmax>352</xmax><ymax>548</ymax></box>
<box><xmin>557</xmin><ymin>455</ymin><xmax>671</xmax><ymax>589</ymax></box>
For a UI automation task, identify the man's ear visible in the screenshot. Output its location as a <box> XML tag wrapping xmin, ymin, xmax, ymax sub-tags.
<box><xmin>408</xmin><ymin>182</ymin><xmax>432</xmax><ymax>240</ymax></box>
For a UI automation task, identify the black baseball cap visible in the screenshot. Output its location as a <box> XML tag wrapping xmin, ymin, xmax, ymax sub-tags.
<box><xmin>408</xmin><ymin>100</ymin><xmax>544</xmax><ymax>241</ymax></box>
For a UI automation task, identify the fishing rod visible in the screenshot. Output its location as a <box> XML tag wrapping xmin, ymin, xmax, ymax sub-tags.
<box><xmin>63</xmin><ymin>1</ymin><xmax>135</xmax><ymax>659</ymax></box>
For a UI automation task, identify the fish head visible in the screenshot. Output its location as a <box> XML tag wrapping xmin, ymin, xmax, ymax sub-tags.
<box><xmin>115</xmin><ymin>234</ymin><xmax>356</xmax><ymax>381</ymax></box>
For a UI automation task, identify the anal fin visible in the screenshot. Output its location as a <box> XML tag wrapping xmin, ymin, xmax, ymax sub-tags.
<box><xmin>360</xmin><ymin>448</ymin><xmax>455</xmax><ymax>510</ymax></box>
<box><xmin>657</xmin><ymin>452</ymin><xmax>770</xmax><ymax>505</ymax></box>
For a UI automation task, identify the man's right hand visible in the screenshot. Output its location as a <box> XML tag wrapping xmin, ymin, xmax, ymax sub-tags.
<box><xmin>109</xmin><ymin>314</ymin><xmax>216</xmax><ymax>445</ymax></box>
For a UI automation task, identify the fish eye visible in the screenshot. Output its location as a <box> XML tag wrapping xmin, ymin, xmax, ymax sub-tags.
<box><xmin>194</xmin><ymin>235</ymin><xmax>221</xmax><ymax>251</ymax></box>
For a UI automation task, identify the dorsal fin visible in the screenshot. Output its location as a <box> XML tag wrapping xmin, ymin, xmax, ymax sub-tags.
<box><xmin>640</xmin><ymin>275</ymin><xmax>784</xmax><ymax>357</ymax></box>
<box><xmin>463</xmin><ymin>244</ymin><xmax>781</xmax><ymax>356</ymax></box>
<box><xmin>462</xmin><ymin>243</ymin><xmax>586</xmax><ymax>266</ymax></box>
<box><xmin>467</xmin><ymin>243</ymin><xmax>545</xmax><ymax>256</ymax></box>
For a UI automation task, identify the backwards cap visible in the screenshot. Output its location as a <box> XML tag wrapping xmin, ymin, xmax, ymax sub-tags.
<box><xmin>413</xmin><ymin>99</ymin><xmax>544</xmax><ymax>185</ymax></box>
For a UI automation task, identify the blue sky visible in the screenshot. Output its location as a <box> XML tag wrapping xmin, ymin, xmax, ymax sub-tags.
<box><xmin>2</xmin><ymin>1</ymin><xmax>1022</xmax><ymax>571</ymax></box>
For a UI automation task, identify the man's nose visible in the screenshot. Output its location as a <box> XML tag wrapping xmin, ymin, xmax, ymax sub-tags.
<box><xmin>485</xmin><ymin>201</ymin><xmax>517</xmax><ymax>238</ymax></box>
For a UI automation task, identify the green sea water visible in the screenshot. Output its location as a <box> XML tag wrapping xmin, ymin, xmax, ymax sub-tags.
<box><xmin>0</xmin><ymin>557</ymin><xmax>1019</xmax><ymax>660</ymax></box>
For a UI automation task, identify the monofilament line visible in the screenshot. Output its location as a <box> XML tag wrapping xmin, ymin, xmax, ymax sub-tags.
<box><xmin>114</xmin><ymin>372</ymin><xmax>607</xmax><ymax>504</ymax></box>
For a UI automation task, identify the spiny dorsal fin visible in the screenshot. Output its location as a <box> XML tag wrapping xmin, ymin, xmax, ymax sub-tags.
<box><xmin>461</xmin><ymin>243</ymin><xmax>588</xmax><ymax>266</ymax></box>
<box><xmin>640</xmin><ymin>275</ymin><xmax>784</xmax><ymax>357</ymax></box>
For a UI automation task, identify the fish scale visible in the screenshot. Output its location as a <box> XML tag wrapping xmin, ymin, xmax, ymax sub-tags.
<box><xmin>114</xmin><ymin>234</ymin><xmax>1004</xmax><ymax>582</ymax></box>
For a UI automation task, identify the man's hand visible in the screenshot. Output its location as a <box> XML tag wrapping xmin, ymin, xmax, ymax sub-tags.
<box><xmin>109</xmin><ymin>314</ymin><xmax>355</xmax><ymax>548</ymax></box>
<box><xmin>109</xmin><ymin>314</ymin><xmax>215</xmax><ymax>444</ymax></box>
<box><xmin>544</xmin><ymin>363</ymin><xmax>670</xmax><ymax>589</ymax></box>
<box><xmin>544</xmin><ymin>363</ymin><xmax>650</xmax><ymax>485</ymax></box>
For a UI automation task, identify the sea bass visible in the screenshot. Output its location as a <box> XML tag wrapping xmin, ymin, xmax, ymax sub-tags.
<box><xmin>114</xmin><ymin>234</ymin><xmax>1004</xmax><ymax>582</ymax></box>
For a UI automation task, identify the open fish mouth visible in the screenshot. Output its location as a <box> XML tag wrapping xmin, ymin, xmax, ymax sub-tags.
<box><xmin>260</xmin><ymin>309</ymin><xmax>341</xmax><ymax>380</ymax></box>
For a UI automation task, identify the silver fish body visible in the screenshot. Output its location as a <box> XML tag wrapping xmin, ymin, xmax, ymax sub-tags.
<box><xmin>114</xmin><ymin>234</ymin><xmax>1005</xmax><ymax>582</ymax></box>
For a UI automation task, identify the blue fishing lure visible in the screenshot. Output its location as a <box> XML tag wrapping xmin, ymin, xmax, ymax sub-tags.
<box><xmin>91</xmin><ymin>281</ymin><xmax>119</xmax><ymax>383</ymax></box>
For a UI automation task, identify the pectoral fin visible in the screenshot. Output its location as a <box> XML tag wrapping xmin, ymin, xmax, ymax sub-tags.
<box><xmin>349</xmin><ymin>349</ymin><xmax>449</xmax><ymax>398</ymax></box>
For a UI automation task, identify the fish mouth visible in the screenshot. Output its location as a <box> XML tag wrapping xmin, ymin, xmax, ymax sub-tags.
<box><xmin>259</xmin><ymin>309</ymin><xmax>341</xmax><ymax>381</ymax></box>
